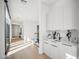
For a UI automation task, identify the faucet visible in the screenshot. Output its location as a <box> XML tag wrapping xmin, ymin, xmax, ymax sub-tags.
<box><xmin>53</xmin><ymin>31</ymin><xmax>57</xmax><ymax>39</ymax></box>
<box><xmin>66</xmin><ymin>30</ymin><xmax>71</xmax><ymax>41</ymax></box>
<box><xmin>57</xmin><ymin>33</ymin><xmax>61</xmax><ymax>41</ymax></box>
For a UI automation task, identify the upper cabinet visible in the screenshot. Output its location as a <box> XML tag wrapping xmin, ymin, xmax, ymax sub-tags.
<box><xmin>63</xmin><ymin>0</ymin><xmax>78</xmax><ymax>30</ymax></box>
<box><xmin>46</xmin><ymin>0</ymin><xmax>78</xmax><ymax>30</ymax></box>
<box><xmin>47</xmin><ymin>6</ymin><xmax>64</xmax><ymax>30</ymax></box>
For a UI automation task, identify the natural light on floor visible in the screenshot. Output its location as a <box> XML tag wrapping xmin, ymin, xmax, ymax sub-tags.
<box><xmin>7</xmin><ymin>41</ymin><xmax>33</xmax><ymax>56</ymax></box>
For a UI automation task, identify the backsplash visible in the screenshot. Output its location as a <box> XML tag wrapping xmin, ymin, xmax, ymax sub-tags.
<box><xmin>47</xmin><ymin>29</ymin><xmax>78</xmax><ymax>44</ymax></box>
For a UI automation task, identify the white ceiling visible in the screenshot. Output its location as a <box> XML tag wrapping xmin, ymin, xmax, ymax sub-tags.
<box><xmin>8</xmin><ymin>0</ymin><xmax>39</xmax><ymax>22</ymax></box>
<box><xmin>7</xmin><ymin>0</ymin><xmax>58</xmax><ymax>22</ymax></box>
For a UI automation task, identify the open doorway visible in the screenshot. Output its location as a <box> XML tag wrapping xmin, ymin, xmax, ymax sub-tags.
<box><xmin>32</xmin><ymin>25</ymin><xmax>39</xmax><ymax>47</ymax></box>
<box><xmin>9</xmin><ymin>24</ymin><xmax>24</xmax><ymax>53</ymax></box>
<box><xmin>11</xmin><ymin>24</ymin><xmax>23</xmax><ymax>43</ymax></box>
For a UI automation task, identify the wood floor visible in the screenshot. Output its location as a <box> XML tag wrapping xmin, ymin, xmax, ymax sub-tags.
<box><xmin>11</xmin><ymin>36</ymin><xmax>23</xmax><ymax>43</ymax></box>
<box><xmin>5</xmin><ymin>45</ymin><xmax>51</xmax><ymax>59</ymax></box>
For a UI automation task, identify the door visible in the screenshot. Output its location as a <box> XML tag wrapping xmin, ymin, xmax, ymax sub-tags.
<box><xmin>5</xmin><ymin>18</ymin><xmax>10</xmax><ymax>55</ymax></box>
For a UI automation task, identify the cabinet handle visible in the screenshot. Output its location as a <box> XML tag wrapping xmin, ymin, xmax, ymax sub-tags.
<box><xmin>50</xmin><ymin>44</ymin><xmax>57</xmax><ymax>47</ymax></box>
<box><xmin>62</xmin><ymin>44</ymin><xmax>72</xmax><ymax>47</ymax></box>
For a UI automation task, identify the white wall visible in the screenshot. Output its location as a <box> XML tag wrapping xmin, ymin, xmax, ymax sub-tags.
<box><xmin>12</xmin><ymin>24</ymin><xmax>20</xmax><ymax>36</ymax></box>
<box><xmin>23</xmin><ymin>20</ymin><xmax>38</xmax><ymax>42</ymax></box>
<box><xmin>0</xmin><ymin>0</ymin><xmax>5</xmax><ymax>59</ymax></box>
<box><xmin>12</xmin><ymin>21</ymin><xmax>24</xmax><ymax>39</ymax></box>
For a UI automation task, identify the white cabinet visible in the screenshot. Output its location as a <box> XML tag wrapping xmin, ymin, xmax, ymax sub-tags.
<box><xmin>44</xmin><ymin>41</ymin><xmax>62</xmax><ymax>59</ymax></box>
<box><xmin>44</xmin><ymin>42</ymin><xmax>51</xmax><ymax>57</ymax></box>
<box><xmin>50</xmin><ymin>43</ymin><xmax>60</xmax><ymax>59</ymax></box>
<box><xmin>65</xmin><ymin>46</ymin><xmax>77</xmax><ymax>59</ymax></box>
<box><xmin>63</xmin><ymin>0</ymin><xmax>78</xmax><ymax>30</ymax></box>
<box><xmin>46</xmin><ymin>0</ymin><xmax>78</xmax><ymax>30</ymax></box>
<box><xmin>47</xmin><ymin>7</ymin><xmax>64</xmax><ymax>30</ymax></box>
<box><xmin>62</xmin><ymin>44</ymin><xmax>77</xmax><ymax>59</ymax></box>
<box><xmin>43</xmin><ymin>40</ymin><xmax>77</xmax><ymax>59</ymax></box>
<box><xmin>63</xmin><ymin>7</ymin><xmax>78</xmax><ymax>30</ymax></box>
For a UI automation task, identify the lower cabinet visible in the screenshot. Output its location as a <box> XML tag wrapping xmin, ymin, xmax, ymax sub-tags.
<box><xmin>59</xmin><ymin>44</ymin><xmax>66</xmax><ymax>59</ymax></box>
<box><xmin>50</xmin><ymin>44</ymin><xmax>59</xmax><ymax>59</ymax></box>
<box><xmin>44</xmin><ymin>42</ymin><xmax>51</xmax><ymax>57</ymax></box>
<box><xmin>44</xmin><ymin>42</ymin><xmax>62</xmax><ymax>59</ymax></box>
<box><xmin>62</xmin><ymin>44</ymin><xmax>77</xmax><ymax>59</ymax></box>
<box><xmin>44</xmin><ymin>41</ymin><xmax>77</xmax><ymax>59</ymax></box>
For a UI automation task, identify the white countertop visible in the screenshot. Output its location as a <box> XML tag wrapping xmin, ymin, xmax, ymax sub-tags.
<box><xmin>44</xmin><ymin>38</ymin><xmax>77</xmax><ymax>47</ymax></box>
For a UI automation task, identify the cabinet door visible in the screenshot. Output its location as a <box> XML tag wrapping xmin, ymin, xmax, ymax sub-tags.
<box><xmin>50</xmin><ymin>43</ymin><xmax>60</xmax><ymax>59</ymax></box>
<box><xmin>60</xmin><ymin>44</ymin><xmax>66</xmax><ymax>59</ymax></box>
<box><xmin>63</xmin><ymin>2</ymin><xmax>78</xmax><ymax>30</ymax></box>
<box><xmin>47</xmin><ymin>7</ymin><xmax>64</xmax><ymax>30</ymax></box>
<box><xmin>65</xmin><ymin>45</ymin><xmax>77</xmax><ymax>59</ymax></box>
<box><xmin>44</xmin><ymin>42</ymin><xmax>51</xmax><ymax>57</ymax></box>
<box><xmin>62</xmin><ymin>44</ymin><xmax>77</xmax><ymax>59</ymax></box>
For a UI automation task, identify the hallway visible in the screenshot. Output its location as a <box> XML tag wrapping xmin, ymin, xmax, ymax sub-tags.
<box><xmin>5</xmin><ymin>45</ymin><xmax>50</xmax><ymax>59</ymax></box>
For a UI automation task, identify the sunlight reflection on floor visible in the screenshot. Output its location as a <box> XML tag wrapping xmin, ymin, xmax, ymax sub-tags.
<box><xmin>7</xmin><ymin>41</ymin><xmax>33</xmax><ymax>56</ymax></box>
